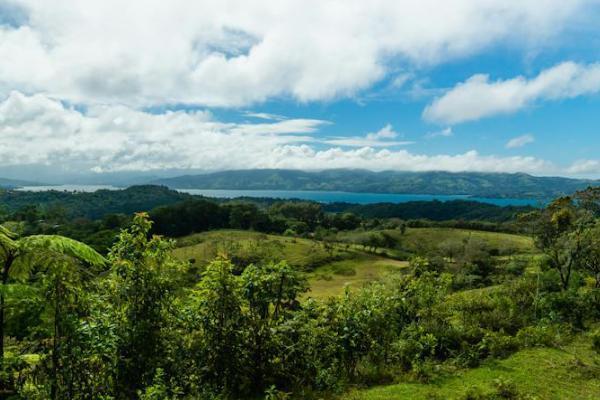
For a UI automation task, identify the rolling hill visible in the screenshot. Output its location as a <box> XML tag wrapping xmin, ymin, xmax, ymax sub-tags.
<box><xmin>151</xmin><ymin>169</ymin><xmax>598</xmax><ymax>199</ymax></box>
<box><xmin>0</xmin><ymin>177</ymin><xmax>44</xmax><ymax>189</ymax></box>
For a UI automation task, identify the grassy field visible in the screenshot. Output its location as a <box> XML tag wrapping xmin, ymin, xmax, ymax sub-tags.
<box><xmin>173</xmin><ymin>229</ymin><xmax>409</xmax><ymax>298</ymax></box>
<box><xmin>335</xmin><ymin>227</ymin><xmax>535</xmax><ymax>256</ymax></box>
<box><xmin>173</xmin><ymin>229</ymin><xmax>352</xmax><ymax>270</ymax></box>
<box><xmin>307</xmin><ymin>255</ymin><xmax>408</xmax><ymax>298</ymax></box>
<box><xmin>344</xmin><ymin>334</ymin><xmax>600</xmax><ymax>400</ymax></box>
<box><xmin>173</xmin><ymin>228</ymin><xmax>535</xmax><ymax>298</ymax></box>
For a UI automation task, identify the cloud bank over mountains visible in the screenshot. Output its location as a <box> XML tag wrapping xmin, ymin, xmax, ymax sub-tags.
<box><xmin>0</xmin><ymin>91</ymin><xmax>556</xmax><ymax>174</ymax></box>
<box><xmin>1</xmin><ymin>0</ymin><xmax>599</xmax><ymax>176</ymax></box>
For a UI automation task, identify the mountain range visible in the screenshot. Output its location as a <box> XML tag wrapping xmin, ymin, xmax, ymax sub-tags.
<box><xmin>0</xmin><ymin>177</ymin><xmax>43</xmax><ymax>189</ymax></box>
<box><xmin>151</xmin><ymin>169</ymin><xmax>599</xmax><ymax>199</ymax></box>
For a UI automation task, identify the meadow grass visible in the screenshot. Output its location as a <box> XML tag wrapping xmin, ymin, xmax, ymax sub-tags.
<box><xmin>307</xmin><ymin>255</ymin><xmax>408</xmax><ymax>298</ymax></box>
<box><xmin>173</xmin><ymin>229</ymin><xmax>351</xmax><ymax>270</ymax></box>
<box><xmin>336</xmin><ymin>227</ymin><xmax>535</xmax><ymax>256</ymax></box>
<box><xmin>172</xmin><ymin>229</ymin><xmax>409</xmax><ymax>298</ymax></box>
<box><xmin>344</xmin><ymin>334</ymin><xmax>600</xmax><ymax>400</ymax></box>
<box><xmin>173</xmin><ymin>228</ymin><xmax>534</xmax><ymax>298</ymax></box>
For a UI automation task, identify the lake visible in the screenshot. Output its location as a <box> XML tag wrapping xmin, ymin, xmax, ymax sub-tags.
<box><xmin>177</xmin><ymin>189</ymin><xmax>543</xmax><ymax>207</ymax></box>
<box><xmin>17</xmin><ymin>185</ymin><xmax>121</xmax><ymax>192</ymax></box>
<box><xmin>15</xmin><ymin>185</ymin><xmax>542</xmax><ymax>207</ymax></box>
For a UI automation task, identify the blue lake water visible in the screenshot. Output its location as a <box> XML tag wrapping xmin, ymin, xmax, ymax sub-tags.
<box><xmin>15</xmin><ymin>185</ymin><xmax>543</xmax><ymax>207</ymax></box>
<box><xmin>178</xmin><ymin>189</ymin><xmax>543</xmax><ymax>207</ymax></box>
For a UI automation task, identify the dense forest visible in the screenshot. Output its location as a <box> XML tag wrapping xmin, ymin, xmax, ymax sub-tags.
<box><xmin>0</xmin><ymin>187</ymin><xmax>598</xmax><ymax>398</ymax></box>
<box><xmin>152</xmin><ymin>169</ymin><xmax>599</xmax><ymax>199</ymax></box>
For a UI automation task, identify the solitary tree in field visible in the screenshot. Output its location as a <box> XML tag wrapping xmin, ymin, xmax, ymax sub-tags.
<box><xmin>0</xmin><ymin>224</ymin><xmax>106</xmax><ymax>360</ymax></box>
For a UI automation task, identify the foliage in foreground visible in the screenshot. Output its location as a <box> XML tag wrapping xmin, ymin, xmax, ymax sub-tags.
<box><xmin>0</xmin><ymin>188</ymin><xmax>599</xmax><ymax>399</ymax></box>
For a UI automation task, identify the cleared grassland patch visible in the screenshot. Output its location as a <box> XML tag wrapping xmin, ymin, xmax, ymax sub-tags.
<box><xmin>335</xmin><ymin>227</ymin><xmax>535</xmax><ymax>257</ymax></box>
<box><xmin>344</xmin><ymin>335</ymin><xmax>600</xmax><ymax>400</ymax></box>
<box><xmin>307</xmin><ymin>255</ymin><xmax>408</xmax><ymax>299</ymax></box>
<box><xmin>173</xmin><ymin>230</ymin><xmax>352</xmax><ymax>271</ymax></box>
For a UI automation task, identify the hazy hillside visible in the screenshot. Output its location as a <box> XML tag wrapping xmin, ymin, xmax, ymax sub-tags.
<box><xmin>152</xmin><ymin>169</ymin><xmax>598</xmax><ymax>198</ymax></box>
<box><xmin>0</xmin><ymin>177</ymin><xmax>44</xmax><ymax>189</ymax></box>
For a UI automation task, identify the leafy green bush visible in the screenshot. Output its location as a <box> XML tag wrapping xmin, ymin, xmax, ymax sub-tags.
<box><xmin>591</xmin><ymin>329</ymin><xmax>600</xmax><ymax>353</ymax></box>
<box><xmin>515</xmin><ymin>324</ymin><xmax>569</xmax><ymax>348</ymax></box>
<box><xmin>479</xmin><ymin>331</ymin><xmax>519</xmax><ymax>359</ymax></box>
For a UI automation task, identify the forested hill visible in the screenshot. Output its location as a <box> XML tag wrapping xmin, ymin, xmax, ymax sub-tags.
<box><xmin>0</xmin><ymin>185</ymin><xmax>192</xmax><ymax>219</ymax></box>
<box><xmin>323</xmin><ymin>200</ymin><xmax>532</xmax><ymax>222</ymax></box>
<box><xmin>151</xmin><ymin>169</ymin><xmax>598</xmax><ymax>199</ymax></box>
<box><xmin>0</xmin><ymin>177</ymin><xmax>44</xmax><ymax>189</ymax></box>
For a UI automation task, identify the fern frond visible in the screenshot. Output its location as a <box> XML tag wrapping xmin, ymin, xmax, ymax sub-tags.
<box><xmin>0</xmin><ymin>224</ymin><xmax>17</xmax><ymax>256</ymax></box>
<box><xmin>18</xmin><ymin>235</ymin><xmax>107</xmax><ymax>267</ymax></box>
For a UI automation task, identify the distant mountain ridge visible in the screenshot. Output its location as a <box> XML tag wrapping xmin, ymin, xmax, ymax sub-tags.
<box><xmin>0</xmin><ymin>177</ymin><xmax>45</xmax><ymax>189</ymax></box>
<box><xmin>151</xmin><ymin>169</ymin><xmax>599</xmax><ymax>199</ymax></box>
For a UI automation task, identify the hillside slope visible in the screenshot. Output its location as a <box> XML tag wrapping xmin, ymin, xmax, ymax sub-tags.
<box><xmin>152</xmin><ymin>169</ymin><xmax>598</xmax><ymax>198</ymax></box>
<box><xmin>0</xmin><ymin>177</ymin><xmax>44</xmax><ymax>189</ymax></box>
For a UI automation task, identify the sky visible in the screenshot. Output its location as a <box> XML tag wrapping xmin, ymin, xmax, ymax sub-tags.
<box><xmin>1</xmin><ymin>0</ymin><xmax>600</xmax><ymax>181</ymax></box>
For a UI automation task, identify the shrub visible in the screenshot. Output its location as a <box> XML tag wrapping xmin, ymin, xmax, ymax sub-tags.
<box><xmin>479</xmin><ymin>331</ymin><xmax>519</xmax><ymax>359</ymax></box>
<box><xmin>591</xmin><ymin>329</ymin><xmax>600</xmax><ymax>354</ymax></box>
<box><xmin>503</xmin><ymin>257</ymin><xmax>528</xmax><ymax>276</ymax></box>
<box><xmin>515</xmin><ymin>324</ymin><xmax>568</xmax><ymax>348</ymax></box>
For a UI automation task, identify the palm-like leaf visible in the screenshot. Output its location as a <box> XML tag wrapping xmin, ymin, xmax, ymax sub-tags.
<box><xmin>10</xmin><ymin>236</ymin><xmax>106</xmax><ymax>281</ymax></box>
<box><xmin>0</xmin><ymin>225</ymin><xmax>17</xmax><ymax>256</ymax></box>
<box><xmin>18</xmin><ymin>235</ymin><xmax>107</xmax><ymax>267</ymax></box>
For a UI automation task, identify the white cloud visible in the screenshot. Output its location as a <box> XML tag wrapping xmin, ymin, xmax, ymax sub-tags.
<box><xmin>425</xmin><ymin>127</ymin><xmax>453</xmax><ymax>139</ymax></box>
<box><xmin>367</xmin><ymin>124</ymin><xmax>397</xmax><ymax>140</ymax></box>
<box><xmin>567</xmin><ymin>159</ymin><xmax>600</xmax><ymax>175</ymax></box>
<box><xmin>324</xmin><ymin>124</ymin><xmax>413</xmax><ymax>147</ymax></box>
<box><xmin>423</xmin><ymin>62</ymin><xmax>600</xmax><ymax>124</ymax></box>
<box><xmin>0</xmin><ymin>1</ymin><xmax>593</xmax><ymax>107</ymax></box>
<box><xmin>244</xmin><ymin>112</ymin><xmax>286</xmax><ymax>121</ymax></box>
<box><xmin>506</xmin><ymin>134</ymin><xmax>535</xmax><ymax>149</ymax></box>
<box><xmin>0</xmin><ymin>91</ymin><xmax>558</xmax><ymax>175</ymax></box>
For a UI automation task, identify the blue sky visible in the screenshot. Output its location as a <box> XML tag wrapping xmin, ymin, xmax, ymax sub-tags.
<box><xmin>1</xmin><ymin>0</ymin><xmax>600</xmax><ymax>180</ymax></box>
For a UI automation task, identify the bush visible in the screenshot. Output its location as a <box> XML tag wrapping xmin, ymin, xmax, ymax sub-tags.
<box><xmin>503</xmin><ymin>257</ymin><xmax>528</xmax><ymax>277</ymax></box>
<box><xmin>515</xmin><ymin>324</ymin><xmax>568</xmax><ymax>348</ymax></box>
<box><xmin>479</xmin><ymin>331</ymin><xmax>519</xmax><ymax>359</ymax></box>
<box><xmin>539</xmin><ymin>290</ymin><xmax>588</xmax><ymax>328</ymax></box>
<box><xmin>591</xmin><ymin>329</ymin><xmax>600</xmax><ymax>354</ymax></box>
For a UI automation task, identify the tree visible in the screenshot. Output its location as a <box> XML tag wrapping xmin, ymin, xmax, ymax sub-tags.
<box><xmin>532</xmin><ymin>197</ymin><xmax>582</xmax><ymax>290</ymax></box>
<box><xmin>37</xmin><ymin>255</ymin><xmax>111</xmax><ymax>400</ymax></box>
<box><xmin>0</xmin><ymin>224</ymin><xmax>106</xmax><ymax>361</ymax></box>
<box><xmin>241</xmin><ymin>261</ymin><xmax>307</xmax><ymax>391</ymax></box>
<box><xmin>437</xmin><ymin>239</ymin><xmax>463</xmax><ymax>262</ymax></box>
<box><xmin>574</xmin><ymin>186</ymin><xmax>600</xmax><ymax>217</ymax></box>
<box><xmin>189</xmin><ymin>258</ymin><xmax>246</xmax><ymax>394</ymax></box>
<box><xmin>107</xmin><ymin>212</ymin><xmax>183</xmax><ymax>398</ymax></box>
<box><xmin>577</xmin><ymin>221</ymin><xmax>600</xmax><ymax>288</ymax></box>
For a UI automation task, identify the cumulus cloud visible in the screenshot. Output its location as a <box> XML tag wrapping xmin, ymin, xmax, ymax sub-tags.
<box><xmin>423</xmin><ymin>62</ymin><xmax>600</xmax><ymax>124</ymax></box>
<box><xmin>567</xmin><ymin>159</ymin><xmax>600</xmax><ymax>175</ymax></box>
<box><xmin>506</xmin><ymin>134</ymin><xmax>535</xmax><ymax>149</ymax></box>
<box><xmin>0</xmin><ymin>1</ymin><xmax>592</xmax><ymax>107</ymax></box>
<box><xmin>0</xmin><ymin>91</ymin><xmax>557</xmax><ymax>174</ymax></box>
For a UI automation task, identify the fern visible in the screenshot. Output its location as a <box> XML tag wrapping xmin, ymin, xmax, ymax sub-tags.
<box><xmin>19</xmin><ymin>235</ymin><xmax>107</xmax><ymax>266</ymax></box>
